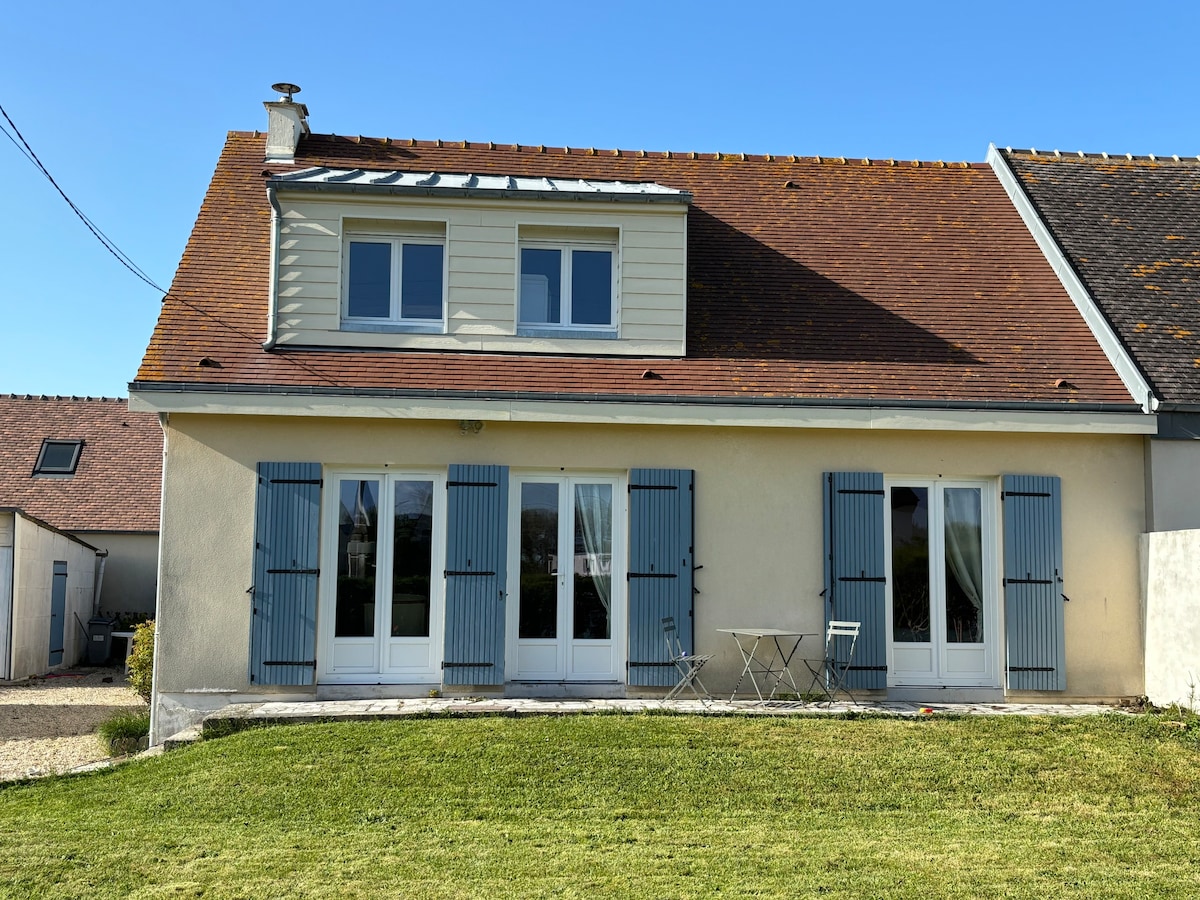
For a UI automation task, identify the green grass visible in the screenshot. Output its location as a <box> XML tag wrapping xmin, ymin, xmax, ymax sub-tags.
<box><xmin>96</xmin><ymin>710</ymin><xmax>151</xmax><ymax>757</ymax></box>
<box><xmin>2</xmin><ymin>713</ymin><xmax>1199</xmax><ymax>898</ymax></box>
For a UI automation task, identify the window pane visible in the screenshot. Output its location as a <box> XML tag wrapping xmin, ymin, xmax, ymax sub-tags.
<box><xmin>520</xmin><ymin>249</ymin><xmax>561</xmax><ymax>324</ymax></box>
<box><xmin>400</xmin><ymin>243</ymin><xmax>443</xmax><ymax>320</ymax></box>
<box><xmin>37</xmin><ymin>440</ymin><xmax>82</xmax><ymax>473</ymax></box>
<box><xmin>347</xmin><ymin>242</ymin><xmax>392</xmax><ymax>318</ymax></box>
<box><xmin>519</xmin><ymin>482</ymin><xmax>559</xmax><ymax>639</ymax></box>
<box><xmin>944</xmin><ymin>488</ymin><xmax>984</xmax><ymax>644</ymax></box>
<box><xmin>336</xmin><ymin>480</ymin><xmax>379</xmax><ymax>637</ymax></box>
<box><xmin>891</xmin><ymin>486</ymin><xmax>930</xmax><ymax>643</ymax></box>
<box><xmin>391</xmin><ymin>481</ymin><xmax>434</xmax><ymax>638</ymax></box>
<box><xmin>573</xmin><ymin>483</ymin><xmax>612</xmax><ymax>640</ymax></box>
<box><xmin>570</xmin><ymin>250</ymin><xmax>613</xmax><ymax>326</ymax></box>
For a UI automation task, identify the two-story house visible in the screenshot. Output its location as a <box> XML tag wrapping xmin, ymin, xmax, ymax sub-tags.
<box><xmin>132</xmin><ymin>89</ymin><xmax>1154</xmax><ymax>743</ymax></box>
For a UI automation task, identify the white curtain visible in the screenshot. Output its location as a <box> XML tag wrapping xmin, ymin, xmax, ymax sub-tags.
<box><xmin>943</xmin><ymin>488</ymin><xmax>984</xmax><ymax>641</ymax></box>
<box><xmin>574</xmin><ymin>484</ymin><xmax>612</xmax><ymax>613</ymax></box>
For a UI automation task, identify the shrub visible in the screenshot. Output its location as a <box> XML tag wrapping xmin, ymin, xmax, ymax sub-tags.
<box><xmin>98</xmin><ymin>710</ymin><xmax>151</xmax><ymax>756</ymax></box>
<box><xmin>127</xmin><ymin>619</ymin><xmax>155</xmax><ymax>701</ymax></box>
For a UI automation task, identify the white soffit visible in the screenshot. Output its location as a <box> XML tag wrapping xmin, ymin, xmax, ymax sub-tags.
<box><xmin>270</xmin><ymin>168</ymin><xmax>692</xmax><ymax>203</ymax></box>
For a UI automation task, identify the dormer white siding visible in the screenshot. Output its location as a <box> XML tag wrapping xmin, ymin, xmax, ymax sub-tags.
<box><xmin>268</xmin><ymin>177</ymin><xmax>689</xmax><ymax>356</ymax></box>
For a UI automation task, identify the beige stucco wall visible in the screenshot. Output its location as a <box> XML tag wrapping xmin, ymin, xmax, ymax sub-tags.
<box><xmin>72</xmin><ymin>532</ymin><xmax>159</xmax><ymax>617</ymax></box>
<box><xmin>1141</xmin><ymin>529</ymin><xmax>1200</xmax><ymax>710</ymax></box>
<box><xmin>1147</xmin><ymin>439</ymin><xmax>1200</xmax><ymax>532</ymax></box>
<box><xmin>9</xmin><ymin>515</ymin><xmax>96</xmax><ymax>680</ymax></box>
<box><xmin>273</xmin><ymin>193</ymin><xmax>688</xmax><ymax>356</ymax></box>
<box><xmin>154</xmin><ymin>413</ymin><xmax>1146</xmax><ymax>719</ymax></box>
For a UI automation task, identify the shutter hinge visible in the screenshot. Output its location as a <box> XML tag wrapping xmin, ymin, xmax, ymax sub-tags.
<box><xmin>266</xmin><ymin>568</ymin><xmax>320</xmax><ymax>576</ymax></box>
<box><xmin>270</xmin><ymin>478</ymin><xmax>323</xmax><ymax>486</ymax></box>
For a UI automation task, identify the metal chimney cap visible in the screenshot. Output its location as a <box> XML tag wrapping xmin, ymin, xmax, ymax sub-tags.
<box><xmin>271</xmin><ymin>82</ymin><xmax>302</xmax><ymax>102</ymax></box>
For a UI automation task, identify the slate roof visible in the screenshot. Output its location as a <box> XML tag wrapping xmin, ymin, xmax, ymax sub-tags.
<box><xmin>0</xmin><ymin>396</ymin><xmax>162</xmax><ymax>533</ymax></box>
<box><xmin>133</xmin><ymin>132</ymin><xmax>1136</xmax><ymax>409</ymax></box>
<box><xmin>1002</xmin><ymin>150</ymin><xmax>1200</xmax><ymax>407</ymax></box>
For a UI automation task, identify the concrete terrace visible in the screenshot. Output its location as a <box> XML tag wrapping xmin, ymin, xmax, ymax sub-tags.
<box><xmin>165</xmin><ymin>697</ymin><xmax>1134</xmax><ymax>746</ymax></box>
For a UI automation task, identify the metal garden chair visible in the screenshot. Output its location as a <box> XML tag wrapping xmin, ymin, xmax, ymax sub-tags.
<box><xmin>802</xmin><ymin>620</ymin><xmax>861</xmax><ymax>705</ymax></box>
<box><xmin>663</xmin><ymin>617</ymin><xmax>713</xmax><ymax>701</ymax></box>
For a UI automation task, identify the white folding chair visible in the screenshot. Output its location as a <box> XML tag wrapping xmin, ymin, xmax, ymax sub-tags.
<box><xmin>663</xmin><ymin>617</ymin><xmax>713</xmax><ymax>701</ymax></box>
<box><xmin>803</xmin><ymin>620</ymin><xmax>861</xmax><ymax>705</ymax></box>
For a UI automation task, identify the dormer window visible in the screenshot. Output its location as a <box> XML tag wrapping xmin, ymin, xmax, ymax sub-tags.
<box><xmin>342</xmin><ymin>220</ymin><xmax>446</xmax><ymax>333</ymax></box>
<box><xmin>34</xmin><ymin>439</ymin><xmax>83</xmax><ymax>476</ymax></box>
<box><xmin>518</xmin><ymin>226</ymin><xmax>618</xmax><ymax>337</ymax></box>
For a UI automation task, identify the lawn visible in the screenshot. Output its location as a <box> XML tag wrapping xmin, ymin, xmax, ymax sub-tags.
<box><xmin>1</xmin><ymin>713</ymin><xmax>1198</xmax><ymax>898</ymax></box>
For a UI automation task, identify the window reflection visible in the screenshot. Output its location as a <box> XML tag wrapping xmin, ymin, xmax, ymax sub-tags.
<box><xmin>337</xmin><ymin>480</ymin><xmax>378</xmax><ymax>637</ymax></box>
<box><xmin>391</xmin><ymin>481</ymin><xmax>434</xmax><ymax>637</ymax></box>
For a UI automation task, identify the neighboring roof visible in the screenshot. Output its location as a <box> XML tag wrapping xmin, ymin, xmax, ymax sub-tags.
<box><xmin>134</xmin><ymin>132</ymin><xmax>1136</xmax><ymax>409</ymax></box>
<box><xmin>0</xmin><ymin>396</ymin><xmax>162</xmax><ymax>533</ymax></box>
<box><xmin>272</xmin><ymin>167</ymin><xmax>692</xmax><ymax>203</ymax></box>
<box><xmin>1000</xmin><ymin>149</ymin><xmax>1200</xmax><ymax>408</ymax></box>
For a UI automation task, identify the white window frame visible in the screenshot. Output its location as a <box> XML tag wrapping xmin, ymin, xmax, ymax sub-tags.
<box><xmin>883</xmin><ymin>476</ymin><xmax>1003</xmax><ymax>688</ymax></box>
<box><xmin>505</xmin><ymin>470</ymin><xmax>628</xmax><ymax>683</ymax></box>
<box><xmin>517</xmin><ymin>239</ymin><xmax>619</xmax><ymax>334</ymax></box>
<box><xmin>317</xmin><ymin>468</ymin><xmax>447</xmax><ymax>684</ymax></box>
<box><xmin>341</xmin><ymin>232</ymin><xmax>447</xmax><ymax>332</ymax></box>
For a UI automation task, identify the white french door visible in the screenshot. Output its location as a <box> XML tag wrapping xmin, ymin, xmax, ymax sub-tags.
<box><xmin>318</xmin><ymin>471</ymin><xmax>445</xmax><ymax>683</ymax></box>
<box><xmin>507</xmin><ymin>474</ymin><xmax>624</xmax><ymax>681</ymax></box>
<box><xmin>885</xmin><ymin>479</ymin><xmax>1000</xmax><ymax>687</ymax></box>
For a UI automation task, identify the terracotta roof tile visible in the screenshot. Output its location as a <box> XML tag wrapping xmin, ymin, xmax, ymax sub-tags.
<box><xmin>0</xmin><ymin>396</ymin><xmax>161</xmax><ymax>532</ymax></box>
<box><xmin>1002</xmin><ymin>149</ymin><xmax>1200</xmax><ymax>406</ymax></box>
<box><xmin>134</xmin><ymin>133</ymin><xmax>1134</xmax><ymax>407</ymax></box>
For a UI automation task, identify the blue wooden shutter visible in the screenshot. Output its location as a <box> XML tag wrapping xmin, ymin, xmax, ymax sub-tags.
<box><xmin>1003</xmin><ymin>475</ymin><xmax>1066</xmax><ymax>691</ymax></box>
<box><xmin>443</xmin><ymin>464</ymin><xmax>508</xmax><ymax>685</ymax></box>
<box><xmin>250</xmin><ymin>462</ymin><xmax>321</xmax><ymax>686</ymax></box>
<box><xmin>823</xmin><ymin>472</ymin><xmax>886</xmax><ymax>690</ymax></box>
<box><xmin>628</xmin><ymin>468</ymin><xmax>694</xmax><ymax>686</ymax></box>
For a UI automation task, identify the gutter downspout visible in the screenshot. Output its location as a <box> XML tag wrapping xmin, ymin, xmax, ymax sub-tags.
<box><xmin>92</xmin><ymin>549</ymin><xmax>109</xmax><ymax>617</ymax></box>
<box><xmin>148</xmin><ymin>412</ymin><xmax>168</xmax><ymax>746</ymax></box>
<box><xmin>262</xmin><ymin>181</ymin><xmax>282</xmax><ymax>351</ymax></box>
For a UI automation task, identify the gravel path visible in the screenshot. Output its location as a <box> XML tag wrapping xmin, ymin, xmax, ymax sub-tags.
<box><xmin>0</xmin><ymin>667</ymin><xmax>146</xmax><ymax>781</ymax></box>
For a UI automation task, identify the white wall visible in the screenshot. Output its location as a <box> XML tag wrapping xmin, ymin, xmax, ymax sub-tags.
<box><xmin>0</xmin><ymin>512</ymin><xmax>13</xmax><ymax>680</ymax></box>
<box><xmin>1147</xmin><ymin>440</ymin><xmax>1200</xmax><ymax>532</ymax></box>
<box><xmin>1142</xmin><ymin>528</ymin><xmax>1200</xmax><ymax>710</ymax></box>
<box><xmin>9</xmin><ymin>515</ymin><xmax>96</xmax><ymax>680</ymax></box>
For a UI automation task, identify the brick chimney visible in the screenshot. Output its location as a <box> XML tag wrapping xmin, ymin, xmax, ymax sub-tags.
<box><xmin>263</xmin><ymin>82</ymin><xmax>309</xmax><ymax>163</ymax></box>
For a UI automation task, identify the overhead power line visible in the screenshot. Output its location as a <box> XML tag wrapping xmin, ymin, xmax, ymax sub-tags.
<box><xmin>0</xmin><ymin>102</ymin><xmax>167</xmax><ymax>293</ymax></box>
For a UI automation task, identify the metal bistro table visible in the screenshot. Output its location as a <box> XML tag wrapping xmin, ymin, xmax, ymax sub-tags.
<box><xmin>717</xmin><ymin>628</ymin><xmax>818</xmax><ymax>702</ymax></box>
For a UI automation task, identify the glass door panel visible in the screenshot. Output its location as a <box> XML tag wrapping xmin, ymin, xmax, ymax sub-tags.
<box><xmin>390</xmin><ymin>481</ymin><xmax>434</xmax><ymax>638</ymax></box>
<box><xmin>890</xmin><ymin>486</ymin><xmax>930</xmax><ymax>644</ymax></box>
<box><xmin>336</xmin><ymin>479</ymin><xmax>379</xmax><ymax>638</ymax></box>
<box><xmin>572</xmin><ymin>483</ymin><xmax>612</xmax><ymax>641</ymax></box>
<box><xmin>519</xmin><ymin>482</ymin><xmax>559</xmax><ymax>640</ymax></box>
<box><xmin>943</xmin><ymin>487</ymin><xmax>984</xmax><ymax>644</ymax></box>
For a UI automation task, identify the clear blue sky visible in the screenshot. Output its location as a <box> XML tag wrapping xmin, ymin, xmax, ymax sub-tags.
<box><xmin>2</xmin><ymin>1</ymin><xmax>1198</xmax><ymax>398</ymax></box>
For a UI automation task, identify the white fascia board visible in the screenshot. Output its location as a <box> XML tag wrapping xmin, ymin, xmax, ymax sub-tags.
<box><xmin>128</xmin><ymin>389</ymin><xmax>1157</xmax><ymax>435</ymax></box>
<box><xmin>987</xmin><ymin>144</ymin><xmax>1157</xmax><ymax>413</ymax></box>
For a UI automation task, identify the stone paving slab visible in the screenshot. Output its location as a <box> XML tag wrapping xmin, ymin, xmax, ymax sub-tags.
<box><xmin>179</xmin><ymin>696</ymin><xmax>1131</xmax><ymax>746</ymax></box>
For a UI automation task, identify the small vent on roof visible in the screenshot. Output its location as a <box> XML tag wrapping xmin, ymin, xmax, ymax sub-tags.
<box><xmin>641</xmin><ymin>369</ymin><xmax>663</xmax><ymax>380</ymax></box>
<box><xmin>1054</xmin><ymin>378</ymin><xmax>1078</xmax><ymax>391</ymax></box>
<box><xmin>197</xmin><ymin>357</ymin><xmax>223</xmax><ymax>368</ymax></box>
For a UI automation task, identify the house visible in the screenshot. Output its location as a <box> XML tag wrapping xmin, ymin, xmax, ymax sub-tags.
<box><xmin>990</xmin><ymin>148</ymin><xmax>1200</xmax><ymax>708</ymax></box>
<box><xmin>131</xmin><ymin>88</ymin><xmax>1155</xmax><ymax>743</ymax></box>
<box><xmin>0</xmin><ymin>395</ymin><xmax>162</xmax><ymax>679</ymax></box>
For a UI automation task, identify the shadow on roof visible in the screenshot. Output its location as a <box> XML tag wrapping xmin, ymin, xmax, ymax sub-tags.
<box><xmin>684</xmin><ymin>209</ymin><xmax>978</xmax><ymax>366</ymax></box>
